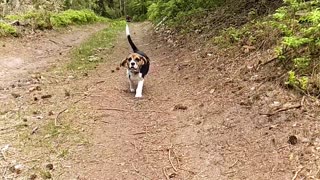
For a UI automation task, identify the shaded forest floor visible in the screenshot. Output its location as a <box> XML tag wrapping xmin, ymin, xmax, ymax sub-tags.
<box><xmin>1</xmin><ymin>22</ymin><xmax>320</xmax><ymax>179</ymax></box>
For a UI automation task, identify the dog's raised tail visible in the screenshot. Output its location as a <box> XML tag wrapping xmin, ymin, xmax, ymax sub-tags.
<box><xmin>126</xmin><ymin>24</ymin><xmax>138</xmax><ymax>52</ymax></box>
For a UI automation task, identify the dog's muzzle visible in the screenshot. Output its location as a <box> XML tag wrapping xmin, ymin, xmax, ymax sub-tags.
<box><xmin>130</xmin><ymin>62</ymin><xmax>136</xmax><ymax>68</ymax></box>
<box><xmin>129</xmin><ymin>61</ymin><xmax>139</xmax><ymax>71</ymax></box>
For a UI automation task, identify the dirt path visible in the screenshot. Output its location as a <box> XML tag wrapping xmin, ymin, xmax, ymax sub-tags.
<box><xmin>1</xmin><ymin>22</ymin><xmax>320</xmax><ymax>179</ymax></box>
<box><xmin>0</xmin><ymin>24</ymin><xmax>106</xmax><ymax>91</ymax></box>
<box><xmin>59</xmin><ymin>22</ymin><xmax>319</xmax><ymax>179</ymax></box>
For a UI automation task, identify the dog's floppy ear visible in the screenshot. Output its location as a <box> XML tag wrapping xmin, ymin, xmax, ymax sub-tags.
<box><xmin>138</xmin><ymin>56</ymin><xmax>148</xmax><ymax>66</ymax></box>
<box><xmin>120</xmin><ymin>58</ymin><xmax>128</xmax><ymax>68</ymax></box>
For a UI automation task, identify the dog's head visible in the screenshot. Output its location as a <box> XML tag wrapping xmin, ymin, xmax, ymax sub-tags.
<box><xmin>120</xmin><ymin>53</ymin><xmax>147</xmax><ymax>73</ymax></box>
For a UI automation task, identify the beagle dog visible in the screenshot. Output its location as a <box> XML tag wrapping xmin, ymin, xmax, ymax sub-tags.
<box><xmin>120</xmin><ymin>24</ymin><xmax>150</xmax><ymax>98</ymax></box>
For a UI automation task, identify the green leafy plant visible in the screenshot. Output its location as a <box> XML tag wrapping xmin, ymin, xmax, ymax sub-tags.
<box><xmin>293</xmin><ymin>57</ymin><xmax>310</xmax><ymax>69</ymax></box>
<box><xmin>299</xmin><ymin>76</ymin><xmax>309</xmax><ymax>90</ymax></box>
<box><xmin>282</xmin><ymin>36</ymin><xmax>311</xmax><ymax>48</ymax></box>
<box><xmin>273</xmin><ymin>7</ymin><xmax>288</xmax><ymax>21</ymax></box>
<box><xmin>0</xmin><ymin>22</ymin><xmax>18</xmax><ymax>36</ymax></box>
<box><xmin>285</xmin><ymin>71</ymin><xmax>308</xmax><ymax>90</ymax></box>
<box><xmin>286</xmin><ymin>70</ymin><xmax>298</xmax><ymax>87</ymax></box>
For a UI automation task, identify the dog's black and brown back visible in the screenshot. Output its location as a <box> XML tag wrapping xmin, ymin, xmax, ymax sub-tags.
<box><xmin>126</xmin><ymin>24</ymin><xmax>150</xmax><ymax>77</ymax></box>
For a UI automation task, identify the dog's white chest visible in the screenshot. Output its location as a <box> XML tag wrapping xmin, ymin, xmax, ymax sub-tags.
<box><xmin>127</xmin><ymin>70</ymin><xmax>143</xmax><ymax>81</ymax></box>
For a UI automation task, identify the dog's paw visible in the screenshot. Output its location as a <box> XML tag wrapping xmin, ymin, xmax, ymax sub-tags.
<box><xmin>135</xmin><ymin>94</ymin><xmax>142</xmax><ymax>98</ymax></box>
<box><xmin>130</xmin><ymin>88</ymin><xmax>135</xmax><ymax>92</ymax></box>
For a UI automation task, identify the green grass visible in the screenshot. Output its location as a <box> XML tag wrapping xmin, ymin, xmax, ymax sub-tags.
<box><xmin>67</xmin><ymin>20</ymin><xmax>126</xmax><ymax>71</ymax></box>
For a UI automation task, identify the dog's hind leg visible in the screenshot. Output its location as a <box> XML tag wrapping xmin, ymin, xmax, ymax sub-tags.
<box><xmin>135</xmin><ymin>80</ymin><xmax>144</xmax><ymax>98</ymax></box>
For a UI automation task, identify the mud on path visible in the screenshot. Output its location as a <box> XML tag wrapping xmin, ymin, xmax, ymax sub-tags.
<box><xmin>1</xmin><ymin>22</ymin><xmax>320</xmax><ymax>179</ymax></box>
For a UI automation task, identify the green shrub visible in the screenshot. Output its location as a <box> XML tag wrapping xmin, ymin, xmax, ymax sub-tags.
<box><xmin>6</xmin><ymin>10</ymin><xmax>53</xmax><ymax>30</ymax></box>
<box><xmin>5</xmin><ymin>9</ymin><xmax>102</xmax><ymax>30</ymax></box>
<box><xmin>51</xmin><ymin>9</ymin><xmax>99</xmax><ymax>27</ymax></box>
<box><xmin>273</xmin><ymin>1</ymin><xmax>320</xmax><ymax>92</ymax></box>
<box><xmin>0</xmin><ymin>22</ymin><xmax>18</xmax><ymax>36</ymax></box>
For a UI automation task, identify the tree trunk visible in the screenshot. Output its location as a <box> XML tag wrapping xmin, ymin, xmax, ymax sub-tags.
<box><xmin>119</xmin><ymin>0</ymin><xmax>122</xmax><ymax>16</ymax></box>
<box><xmin>107</xmin><ymin>0</ymin><xmax>114</xmax><ymax>8</ymax></box>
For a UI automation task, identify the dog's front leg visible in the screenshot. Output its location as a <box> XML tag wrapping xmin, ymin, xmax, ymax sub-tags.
<box><xmin>129</xmin><ymin>79</ymin><xmax>135</xmax><ymax>92</ymax></box>
<box><xmin>135</xmin><ymin>79</ymin><xmax>144</xmax><ymax>98</ymax></box>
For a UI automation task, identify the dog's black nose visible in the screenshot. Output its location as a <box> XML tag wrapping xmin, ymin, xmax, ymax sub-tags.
<box><xmin>131</xmin><ymin>62</ymin><xmax>135</xmax><ymax>66</ymax></box>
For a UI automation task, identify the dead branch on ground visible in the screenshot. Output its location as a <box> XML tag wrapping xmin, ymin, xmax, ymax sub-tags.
<box><xmin>229</xmin><ymin>159</ymin><xmax>239</xmax><ymax>168</ymax></box>
<box><xmin>55</xmin><ymin>96</ymin><xmax>87</xmax><ymax>126</ymax></box>
<box><xmin>97</xmin><ymin>107</ymin><xmax>168</xmax><ymax>114</ymax></box>
<box><xmin>168</xmin><ymin>145</ymin><xmax>178</xmax><ymax>172</ymax></box>
<box><xmin>260</xmin><ymin>96</ymin><xmax>305</xmax><ymax>117</ymax></box>
<box><xmin>292</xmin><ymin>166</ymin><xmax>304</xmax><ymax>180</ymax></box>
<box><xmin>163</xmin><ymin>167</ymin><xmax>170</xmax><ymax>180</ymax></box>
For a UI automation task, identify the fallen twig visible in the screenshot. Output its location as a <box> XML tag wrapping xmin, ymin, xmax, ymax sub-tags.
<box><xmin>259</xmin><ymin>103</ymin><xmax>302</xmax><ymax>116</ymax></box>
<box><xmin>31</xmin><ymin>126</ymin><xmax>39</xmax><ymax>134</ymax></box>
<box><xmin>229</xmin><ymin>159</ymin><xmax>239</xmax><ymax>168</ymax></box>
<box><xmin>168</xmin><ymin>146</ymin><xmax>178</xmax><ymax>172</ymax></box>
<box><xmin>163</xmin><ymin>167</ymin><xmax>170</xmax><ymax>180</ymax></box>
<box><xmin>0</xmin><ymin>151</ymin><xmax>6</xmax><ymax>161</ymax></box>
<box><xmin>292</xmin><ymin>166</ymin><xmax>304</xmax><ymax>180</ymax></box>
<box><xmin>258</xmin><ymin>57</ymin><xmax>278</xmax><ymax>67</ymax></box>
<box><xmin>2</xmin><ymin>166</ymin><xmax>8</xmax><ymax>179</ymax></box>
<box><xmin>97</xmin><ymin>108</ymin><xmax>168</xmax><ymax>114</ymax></box>
<box><xmin>278</xmin><ymin>145</ymin><xmax>289</xmax><ymax>150</ymax></box>
<box><xmin>95</xmin><ymin>80</ymin><xmax>105</xmax><ymax>85</ymax></box>
<box><xmin>172</xmin><ymin>149</ymin><xmax>180</xmax><ymax>169</ymax></box>
<box><xmin>97</xmin><ymin>108</ymin><xmax>127</xmax><ymax>112</ymax></box>
<box><xmin>100</xmin><ymin>120</ymin><xmax>110</xmax><ymax>124</ymax></box>
<box><xmin>49</xmin><ymin>39</ymin><xmax>60</xmax><ymax>44</ymax></box>
<box><xmin>55</xmin><ymin>96</ymin><xmax>87</xmax><ymax>126</ymax></box>
<box><xmin>132</xmin><ymin>163</ymin><xmax>139</xmax><ymax>173</ymax></box>
<box><xmin>55</xmin><ymin>107</ymin><xmax>68</xmax><ymax>126</ymax></box>
<box><xmin>132</xmin><ymin>131</ymin><xmax>147</xmax><ymax>135</ymax></box>
<box><xmin>178</xmin><ymin>167</ymin><xmax>197</xmax><ymax>175</ymax></box>
<box><xmin>49</xmin><ymin>39</ymin><xmax>72</xmax><ymax>48</ymax></box>
<box><xmin>0</xmin><ymin>126</ymin><xmax>14</xmax><ymax>132</ymax></box>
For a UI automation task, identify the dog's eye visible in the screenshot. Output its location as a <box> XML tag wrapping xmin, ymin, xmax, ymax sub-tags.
<box><xmin>135</xmin><ymin>58</ymin><xmax>140</xmax><ymax>61</ymax></box>
<box><xmin>128</xmin><ymin>57</ymin><xmax>132</xmax><ymax>61</ymax></box>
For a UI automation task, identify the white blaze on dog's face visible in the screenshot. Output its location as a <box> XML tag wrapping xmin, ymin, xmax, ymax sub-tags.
<box><xmin>120</xmin><ymin>53</ymin><xmax>146</xmax><ymax>73</ymax></box>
